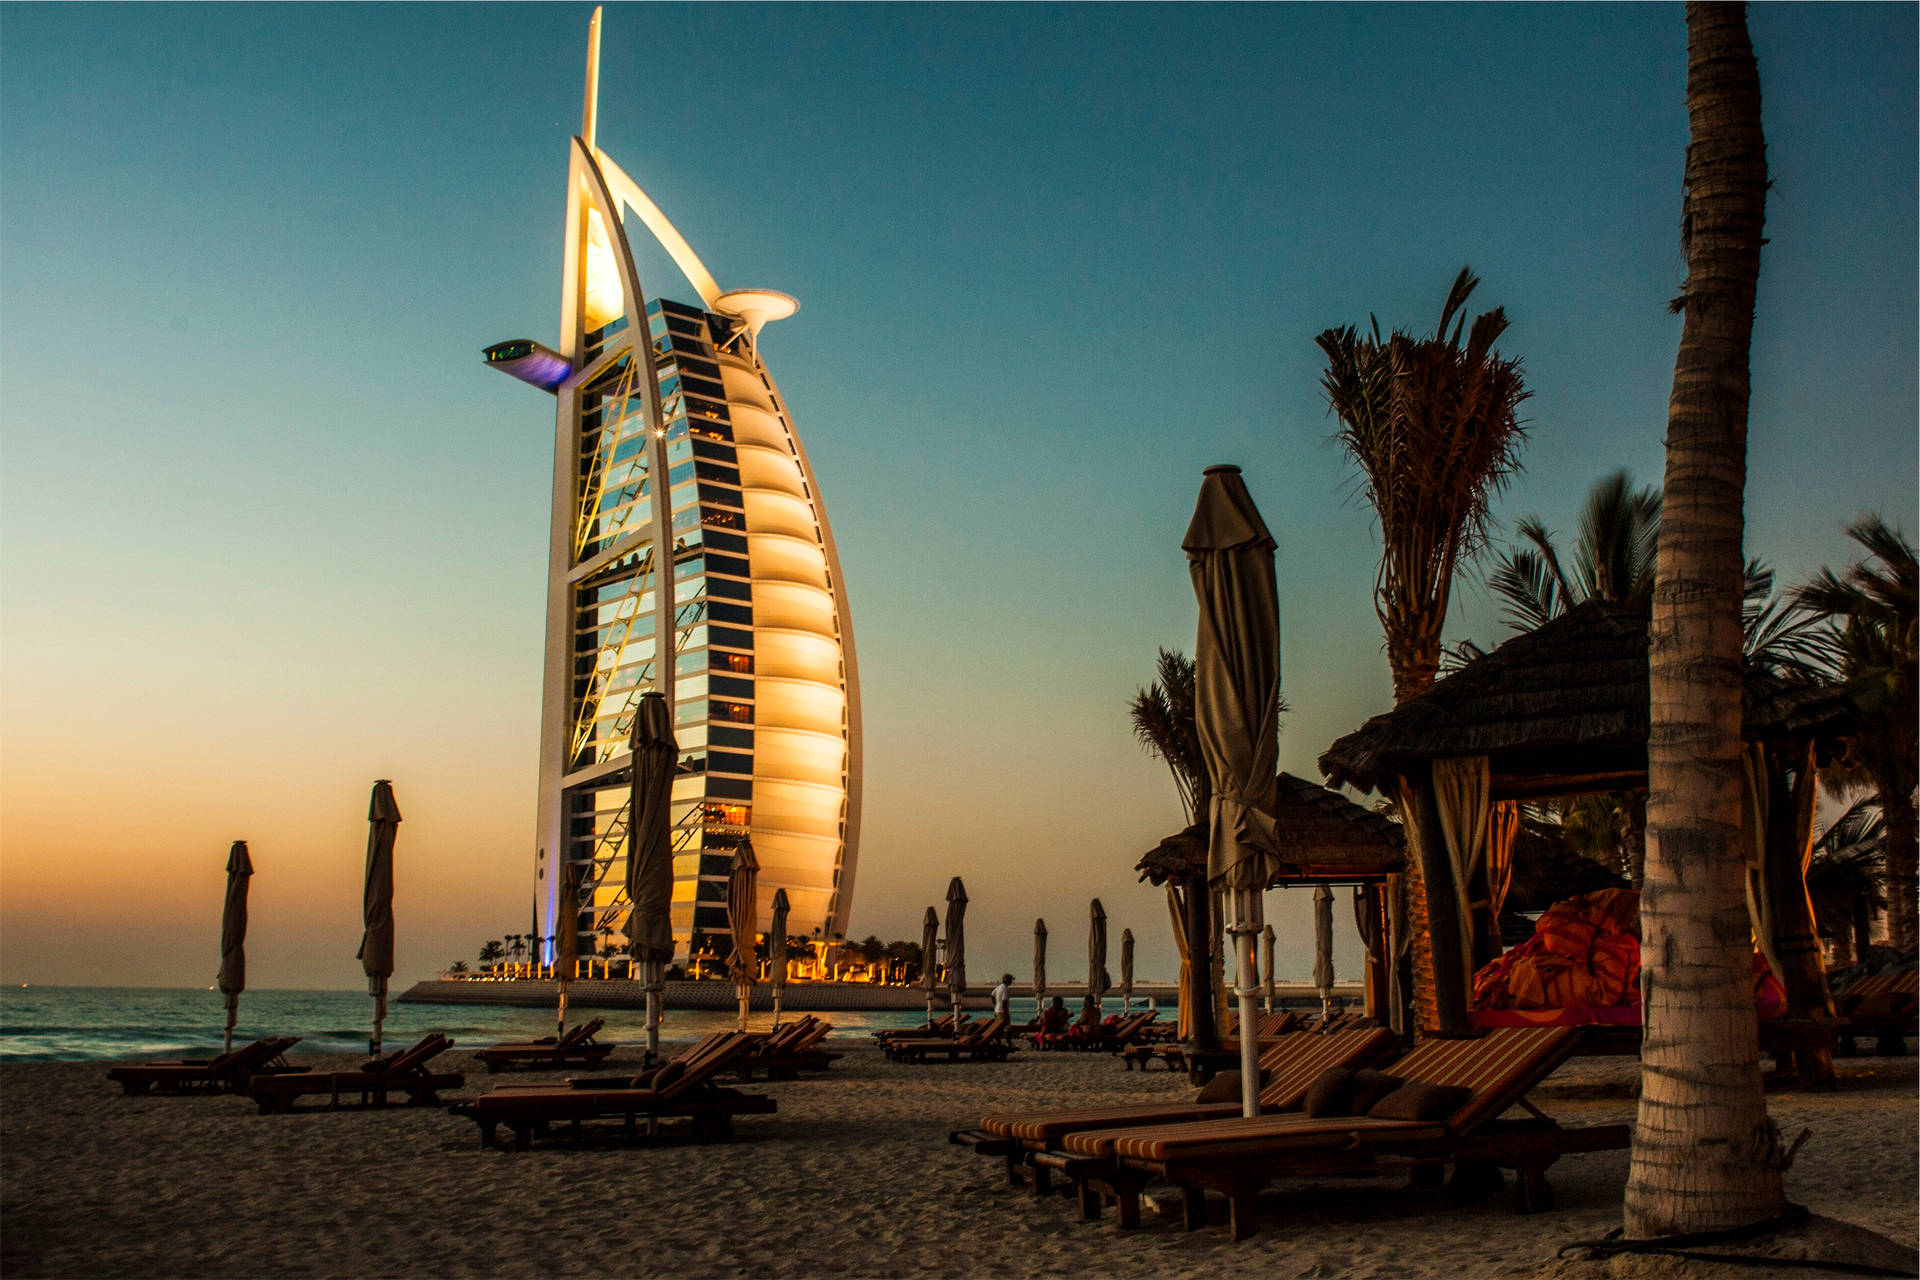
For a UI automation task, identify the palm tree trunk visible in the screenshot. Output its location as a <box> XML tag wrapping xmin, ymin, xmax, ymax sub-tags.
<box><xmin>1875</xmin><ymin>764</ymin><xmax>1917</xmax><ymax>954</ymax></box>
<box><xmin>1626</xmin><ymin>1</ymin><xmax>1786</xmax><ymax>1236</ymax></box>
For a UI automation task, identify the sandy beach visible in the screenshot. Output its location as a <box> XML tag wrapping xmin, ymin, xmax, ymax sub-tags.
<box><xmin>3</xmin><ymin>1038</ymin><xmax>1913</xmax><ymax>1279</ymax></box>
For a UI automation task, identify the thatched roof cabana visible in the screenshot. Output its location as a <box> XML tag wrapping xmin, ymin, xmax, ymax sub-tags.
<box><xmin>1319</xmin><ymin>599</ymin><xmax>1857</xmax><ymax>800</ymax></box>
<box><xmin>1134</xmin><ymin>772</ymin><xmax>1405</xmax><ymax>887</ymax></box>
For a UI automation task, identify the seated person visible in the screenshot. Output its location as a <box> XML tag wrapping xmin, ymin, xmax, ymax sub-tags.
<box><xmin>1038</xmin><ymin>996</ymin><xmax>1071</xmax><ymax>1037</ymax></box>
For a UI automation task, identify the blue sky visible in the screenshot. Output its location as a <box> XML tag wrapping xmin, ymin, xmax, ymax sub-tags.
<box><xmin>2</xmin><ymin>3</ymin><xmax>1913</xmax><ymax>989</ymax></box>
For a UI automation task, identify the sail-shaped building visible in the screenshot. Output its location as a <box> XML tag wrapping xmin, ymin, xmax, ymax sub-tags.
<box><xmin>486</xmin><ymin>9</ymin><xmax>861</xmax><ymax>967</ymax></box>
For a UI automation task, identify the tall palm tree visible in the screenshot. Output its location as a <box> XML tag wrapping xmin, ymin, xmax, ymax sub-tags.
<box><xmin>1130</xmin><ymin>648</ymin><xmax>1207</xmax><ymax>823</ymax></box>
<box><xmin>1318</xmin><ymin>265</ymin><xmax>1530</xmax><ymax>704</ymax></box>
<box><xmin>1486</xmin><ymin>470</ymin><xmax>1661</xmax><ymax>632</ymax></box>
<box><xmin>1627</xmin><ymin>1</ymin><xmax>1786</xmax><ymax>1237</ymax></box>
<box><xmin>1796</xmin><ymin>514</ymin><xmax>1918</xmax><ymax>952</ymax></box>
<box><xmin>1321</xmin><ymin>266</ymin><xmax>1530</xmax><ymax>1033</ymax></box>
<box><xmin>478</xmin><ymin>939</ymin><xmax>505</xmax><ymax>970</ymax></box>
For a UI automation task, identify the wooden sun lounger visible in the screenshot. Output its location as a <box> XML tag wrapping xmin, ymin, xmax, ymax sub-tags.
<box><xmin>108</xmin><ymin>1037</ymin><xmax>307</xmax><ymax>1096</ymax></box>
<box><xmin>1045</xmin><ymin>1024</ymin><xmax>1627</xmax><ymax>1239</ymax></box>
<box><xmin>449</xmin><ymin>1031</ymin><xmax>774</xmax><ymax>1150</ymax></box>
<box><xmin>733</xmin><ymin>1017</ymin><xmax>842</xmax><ymax>1081</ymax></box>
<box><xmin>888</xmin><ymin>1014</ymin><xmax>1015</xmax><ymax>1064</ymax></box>
<box><xmin>1836</xmin><ymin>970</ymin><xmax>1917</xmax><ymax>1056</ymax></box>
<box><xmin>953</xmin><ymin>1025</ymin><xmax>1400</xmax><ymax>1195</ymax></box>
<box><xmin>875</xmin><ymin>1013</ymin><xmax>967</xmax><ymax>1042</ymax></box>
<box><xmin>246</xmin><ymin>1034</ymin><xmax>464</xmax><ymax>1114</ymax></box>
<box><xmin>476</xmin><ymin>1017</ymin><xmax>615</xmax><ymax>1072</ymax></box>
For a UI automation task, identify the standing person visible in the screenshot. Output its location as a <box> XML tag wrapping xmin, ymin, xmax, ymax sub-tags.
<box><xmin>992</xmin><ymin>973</ymin><xmax>1014</xmax><ymax>1021</ymax></box>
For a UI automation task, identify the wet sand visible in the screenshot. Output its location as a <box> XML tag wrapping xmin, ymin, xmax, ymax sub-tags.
<box><xmin>3</xmin><ymin>1041</ymin><xmax>1912</xmax><ymax>1278</ymax></box>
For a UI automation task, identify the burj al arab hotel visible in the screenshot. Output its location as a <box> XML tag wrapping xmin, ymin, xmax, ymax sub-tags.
<box><xmin>486</xmin><ymin>9</ymin><xmax>861</xmax><ymax>966</ymax></box>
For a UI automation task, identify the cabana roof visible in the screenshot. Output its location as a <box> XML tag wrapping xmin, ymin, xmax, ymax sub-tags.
<box><xmin>1135</xmin><ymin>772</ymin><xmax>1406</xmax><ymax>887</ymax></box>
<box><xmin>1319</xmin><ymin>599</ymin><xmax>1857</xmax><ymax>800</ymax></box>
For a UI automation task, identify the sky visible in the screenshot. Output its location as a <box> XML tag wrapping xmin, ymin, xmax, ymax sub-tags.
<box><xmin>1</xmin><ymin>3</ymin><xmax>1914</xmax><ymax>992</ymax></box>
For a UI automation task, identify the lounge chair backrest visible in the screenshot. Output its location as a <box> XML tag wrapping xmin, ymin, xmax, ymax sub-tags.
<box><xmin>375</xmin><ymin>1034</ymin><xmax>451</xmax><ymax>1078</ymax></box>
<box><xmin>964</xmin><ymin>1015</ymin><xmax>1009</xmax><ymax>1047</ymax></box>
<box><xmin>791</xmin><ymin>1020</ymin><xmax>832</xmax><ymax>1052</ymax></box>
<box><xmin>657</xmin><ymin>1031</ymin><xmax>756</xmax><ymax>1099</ymax></box>
<box><xmin>1258</xmin><ymin>1026</ymin><xmax>1398</xmax><ymax>1109</ymax></box>
<box><xmin>1387</xmin><ymin>1025</ymin><xmax>1580</xmax><ymax>1134</ymax></box>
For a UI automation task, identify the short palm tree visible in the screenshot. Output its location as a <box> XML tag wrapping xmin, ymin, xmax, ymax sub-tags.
<box><xmin>1318</xmin><ymin>265</ymin><xmax>1531</xmax><ymax>703</ymax></box>
<box><xmin>1129</xmin><ymin>648</ymin><xmax>1208</xmax><ymax>823</ymax></box>
<box><xmin>1806</xmin><ymin>799</ymin><xmax>1886</xmax><ymax>967</ymax></box>
<box><xmin>1795</xmin><ymin>514</ymin><xmax>1917</xmax><ymax>952</ymax></box>
<box><xmin>478</xmin><ymin>939</ymin><xmax>505</xmax><ymax>970</ymax></box>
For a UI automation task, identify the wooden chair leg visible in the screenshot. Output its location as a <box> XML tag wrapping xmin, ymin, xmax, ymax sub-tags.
<box><xmin>1115</xmin><ymin>1184</ymin><xmax>1142</xmax><ymax>1230</ymax></box>
<box><xmin>1029</xmin><ymin>1160</ymin><xmax>1051</xmax><ymax>1197</ymax></box>
<box><xmin>1181</xmin><ymin>1184</ymin><xmax>1207</xmax><ymax>1231</ymax></box>
<box><xmin>1513</xmin><ymin>1160</ymin><xmax>1556</xmax><ymax>1213</ymax></box>
<box><xmin>1227</xmin><ymin>1181</ymin><xmax>1258</xmax><ymax>1241</ymax></box>
<box><xmin>1077</xmin><ymin>1180</ymin><xmax>1102</xmax><ymax>1222</ymax></box>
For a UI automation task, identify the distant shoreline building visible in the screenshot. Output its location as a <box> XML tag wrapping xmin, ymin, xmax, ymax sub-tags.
<box><xmin>485</xmin><ymin>8</ymin><xmax>861</xmax><ymax>967</ymax></box>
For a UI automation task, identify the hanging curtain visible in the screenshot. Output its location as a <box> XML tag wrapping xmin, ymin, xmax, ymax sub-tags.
<box><xmin>1352</xmin><ymin>884</ymin><xmax>1378</xmax><ymax>1017</ymax></box>
<box><xmin>1385</xmin><ymin>872</ymin><xmax>1411</xmax><ymax>1035</ymax></box>
<box><xmin>1742</xmin><ymin>740</ymin><xmax>1822</xmax><ymax>994</ymax></box>
<box><xmin>1166</xmin><ymin>883</ymin><xmax>1192</xmax><ymax>1039</ymax></box>
<box><xmin>1488</xmin><ymin>800</ymin><xmax>1522</xmax><ymax>925</ymax></box>
<box><xmin>1739</xmin><ymin>742</ymin><xmax>1786</xmax><ymax>981</ymax></box>
<box><xmin>1431</xmin><ymin>755</ymin><xmax>1493</xmax><ymax>991</ymax></box>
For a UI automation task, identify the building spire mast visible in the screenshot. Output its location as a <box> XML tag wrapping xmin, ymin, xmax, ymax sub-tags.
<box><xmin>581</xmin><ymin>5</ymin><xmax>602</xmax><ymax>149</ymax></box>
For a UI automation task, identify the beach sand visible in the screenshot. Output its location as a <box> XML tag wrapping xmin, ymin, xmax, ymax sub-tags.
<box><xmin>3</xmin><ymin>1041</ymin><xmax>1912</xmax><ymax>1278</ymax></box>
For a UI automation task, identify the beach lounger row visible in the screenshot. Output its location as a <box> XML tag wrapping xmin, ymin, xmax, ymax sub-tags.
<box><xmin>731</xmin><ymin>1016</ymin><xmax>841</xmax><ymax>1080</ymax></box>
<box><xmin>1028</xmin><ymin>1025</ymin><xmax>1627</xmax><ymax>1240</ymax></box>
<box><xmin>874</xmin><ymin>1013</ymin><xmax>969</xmax><ymax>1042</ymax></box>
<box><xmin>108</xmin><ymin>1037</ymin><xmax>309</xmax><ymax>1096</ymax></box>
<box><xmin>887</xmin><ymin>1014</ymin><xmax>1014</xmax><ymax>1063</ymax></box>
<box><xmin>475</xmin><ymin>1017</ymin><xmax>615</xmax><ymax>1072</ymax></box>
<box><xmin>1032</xmin><ymin>1011</ymin><xmax>1160</xmax><ymax>1052</ymax></box>
<box><xmin>248</xmin><ymin>1034</ymin><xmax>465</xmax><ymax>1113</ymax></box>
<box><xmin>450</xmin><ymin>1031</ymin><xmax>775</xmax><ymax>1150</ymax></box>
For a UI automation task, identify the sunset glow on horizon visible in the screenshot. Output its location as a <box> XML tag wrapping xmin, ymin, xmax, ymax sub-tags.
<box><xmin>2</xmin><ymin>3</ymin><xmax>1913</xmax><ymax>992</ymax></box>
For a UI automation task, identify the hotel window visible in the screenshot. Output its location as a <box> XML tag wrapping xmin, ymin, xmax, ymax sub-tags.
<box><xmin>710</xmin><ymin>725</ymin><xmax>753</xmax><ymax>750</ymax></box>
<box><xmin>708</xmin><ymin>750</ymin><xmax>753</xmax><ymax>777</ymax></box>
<box><xmin>708</xmin><ymin>625</ymin><xmax>752</xmax><ymax>651</ymax></box>
<box><xmin>709</xmin><ymin>674</ymin><xmax>753</xmax><ymax>700</ymax></box>
<box><xmin>708</xmin><ymin>776</ymin><xmax>753</xmax><ymax>800</ymax></box>
<box><xmin>707</xmin><ymin>578</ymin><xmax>751</xmax><ymax>602</ymax></box>
<box><xmin>712</xmin><ymin>700</ymin><xmax>754</xmax><ymax>724</ymax></box>
<box><xmin>711</xmin><ymin>651</ymin><xmax>752</xmax><ymax>674</ymax></box>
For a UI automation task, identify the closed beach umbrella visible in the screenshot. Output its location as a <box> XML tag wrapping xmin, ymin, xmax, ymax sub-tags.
<box><xmin>919</xmin><ymin>906</ymin><xmax>940</xmax><ymax>1027</ymax></box>
<box><xmin>768</xmin><ymin>888</ymin><xmax>791</xmax><ymax>1029</ymax></box>
<box><xmin>358</xmin><ymin>780</ymin><xmax>401</xmax><ymax>1058</ymax></box>
<box><xmin>218</xmin><ymin>840</ymin><xmax>253</xmax><ymax>1054</ymax></box>
<box><xmin>1261</xmin><ymin>922</ymin><xmax>1277</xmax><ymax>1014</ymax></box>
<box><xmin>627</xmin><ymin>691</ymin><xmax>677</xmax><ymax>1060</ymax></box>
<box><xmin>945</xmin><ymin>877</ymin><xmax>968</xmax><ymax>1024</ymax></box>
<box><xmin>1119</xmin><ymin>928</ymin><xmax>1135</xmax><ymax>1011</ymax></box>
<box><xmin>1313</xmin><ymin>885</ymin><xmax>1336</xmax><ymax>1021</ymax></box>
<box><xmin>726</xmin><ymin>838</ymin><xmax>761</xmax><ymax>1031</ymax></box>
<box><xmin>554</xmin><ymin>860</ymin><xmax>581</xmax><ymax>1038</ymax></box>
<box><xmin>1185</xmin><ymin>465</ymin><xmax>1281</xmax><ymax>1117</ymax></box>
<box><xmin>1032</xmin><ymin>918</ymin><xmax>1048</xmax><ymax>1005</ymax></box>
<box><xmin>1087</xmin><ymin>899</ymin><xmax>1110</xmax><ymax>1004</ymax></box>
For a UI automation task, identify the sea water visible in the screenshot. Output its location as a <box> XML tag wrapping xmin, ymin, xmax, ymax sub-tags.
<box><xmin>0</xmin><ymin>987</ymin><xmax>1159</xmax><ymax>1061</ymax></box>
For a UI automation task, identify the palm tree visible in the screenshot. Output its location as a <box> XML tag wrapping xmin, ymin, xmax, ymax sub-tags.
<box><xmin>597</xmin><ymin>922</ymin><xmax>616</xmax><ymax>978</ymax></box>
<box><xmin>1318</xmin><ymin>265</ymin><xmax>1530</xmax><ymax>703</ymax></box>
<box><xmin>478</xmin><ymin>940</ymin><xmax>505</xmax><ymax>971</ymax></box>
<box><xmin>1627</xmin><ymin>0</ymin><xmax>1786</xmax><ymax>1237</ymax></box>
<box><xmin>1806</xmin><ymin>800</ymin><xmax>1885</xmax><ymax>968</ymax></box>
<box><xmin>1321</xmin><ymin>266</ymin><xmax>1529</xmax><ymax>1033</ymax></box>
<box><xmin>1796</xmin><ymin>514</ymin><xmax>1918</xmax><ymax>952</ymax></box>
<box><xmin>507</xmin><ymin>934</ymin><xmax>526</xmax><ymax>976</ymax></box>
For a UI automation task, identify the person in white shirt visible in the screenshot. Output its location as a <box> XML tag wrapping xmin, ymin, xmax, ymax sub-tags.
<box><xmin>992</xmin><ymin>974</ymin><xmax>1014</xmax><ymax>1020</ymax></box>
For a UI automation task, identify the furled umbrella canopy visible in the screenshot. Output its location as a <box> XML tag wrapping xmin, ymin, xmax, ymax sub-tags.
<box><xmin>944</xmin><ymin>877</ymin><xmax>968</xmax><ymax>1021</ymax></box>
<box><xmin>358</xmin><ymin>781</ymin><xmax>401</xmax><ymax>1058</ymax></box>
<box><xmin>1185</xmin><ymin>465</ymin><xmax>1281</xmax><ymax>1117</ymax></box>
<box><xmin>768</xmin><ymin>888</ymin><xmax>791</xmax><ymax>1029</ymax></box>
<box><xmin>1119</xmin><ymin>928</ymin><xmax>1135</xmax><ymax>1010</ymax></box>
<box><xmin>1313</xmin><ymin>885</ymin><xmax>1337</xmax><ymax>1019</ymax></box>
<box><xmin>1032</xmin><ymin>918</ymin><xmax>1048</xmax><ymax>1003</ymax></box>
<box><xmin>726</xmin><ymin>838</ymin><xmax>761</xmax><ymax>1031</ymax></box>
<box><xmin>626</xmin><ymin>691</ymin><xmax>677</xmax><ymax>1059</ymax></box>
<box><xmin>553</xmin><ymin>860</ymin><xmax>582</xmax><ymax>1036</ymax></box>
<box><xmin>1087</xmin><ymin>899</ymin><xmax>1110</xmax><ymax>1003</ymax></box>
<box><xmin>919</xmin><ymin>906</ymin><xmax>940</xmax><ymax>1027</ymax></box>
<box><xmin>218</xmin><ymin>840</ymin><xmax>253</xmax><ymax>1054</ymax></box>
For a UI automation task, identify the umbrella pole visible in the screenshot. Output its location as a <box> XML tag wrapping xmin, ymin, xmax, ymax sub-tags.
<box><xmin>737</xmin><ymin>985</ymin><xmax>750</xmax><ymax>1033</ymax></box>
<box><xmin>771</xmin><ymin>989</ymin><xmax>782</xmax><ymax>1031</ymax></box>
<box><xmin>370</xmin><ymin>988</ymin><xmax>386</xmax><ymax>1060</ymax></box>
<box><xmin>643</xmin><ymin>960</ymin><xmax>661</xmax><ymax>1065</ymax></box>
<box><xmin>1232</xmin><ymin>893</ymin><xmax>1261</xmax><ymax>1118</ymax></box>
<box><xmin>924</xmin><ymin>993</ymin><xmax>935</xmax><ymax>1029</ymax></box>
<box><xmin>557</xmin><ymin>981</ymin><xmax>569</xmax><ymax>1040</ymax></box>
<box><xmin>224</xmin><ymin>996</ymin><xmax>237</xmax><ymax>1055</ymax></box>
